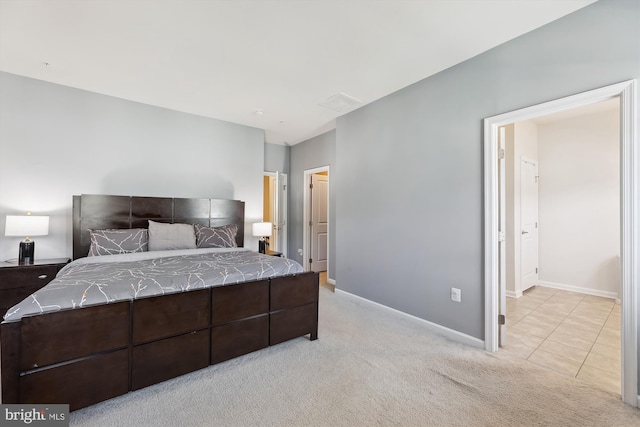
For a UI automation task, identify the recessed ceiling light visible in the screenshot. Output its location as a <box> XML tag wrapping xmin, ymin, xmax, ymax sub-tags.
<box><xmin>254</xmin><ymin>109</ymin><xmax>265</xmax><ymax>116</ymax></box>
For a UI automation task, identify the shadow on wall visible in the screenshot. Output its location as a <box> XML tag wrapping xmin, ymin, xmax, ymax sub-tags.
<box><xmin>100</xmin><ymin>165</ymin><xmax>235</xmax><ymax>200</ymax></box>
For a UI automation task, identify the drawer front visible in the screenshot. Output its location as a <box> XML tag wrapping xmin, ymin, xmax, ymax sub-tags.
<box><xmin>20</xmin><ymin>349</ymin><xmax>129</xmax><ymax>412</ymax></box>
<box><xmin>211</xmin><ymin>315</ymin><xmax>269</xmax><ymax>364</ymax></box>
<box><xmin>133</xmin><ymin>289</ymin><xmax>210</xmax><ymax>344</ymax></box>
<box><xmin>212</xmin><ymin>280</ymin><xmax>269</xmax><ymax>325</ymax></box>
<box><xmin>270</xmin><ymin>302</ymin><xmax>318</xmax><ymax>345</ymax></box>
<box><xmin>0</xmin><ymin>265</ymin><xmax>58</xmax><ymax>290</ymax></box>
<box><xmin>20</xmin><ymin>302</ymin><xmax>130</xmax><ymax>370</ymax></box>
<box><xmin>270</xmin><ymin>273</ymin><xmax>319</xmax><ymax>311</ymax></box>
<box><xmin>132</xmin><ymin>330</ymin><xmax>209</xmax><ymax>390</ymax></box>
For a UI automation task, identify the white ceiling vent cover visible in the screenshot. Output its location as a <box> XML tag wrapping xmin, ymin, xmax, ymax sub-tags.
<box><xmin>318</xmin><ymin>92</ymin><xmax>362</xmax><ymax>113</ymax></box>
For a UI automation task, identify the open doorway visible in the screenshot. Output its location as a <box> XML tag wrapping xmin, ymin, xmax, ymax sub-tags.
<box><xmin>262</xmin><ymin>171</ymin><xmax>287</xmax><ymax>255</ymax></box>
<box><xmin>484</xmin><ymin>80</ymin><xmax>638</xmax><ymax>406</ymax></box>
<box><xmin>500</xmin><ymin>98</ymin><xmax>621</xmax><ymax>395</ymax></box>
<box><xmin>303</xmin><ymin>166</ymin><xmax>330</xmax><ymax>277</ymax></box>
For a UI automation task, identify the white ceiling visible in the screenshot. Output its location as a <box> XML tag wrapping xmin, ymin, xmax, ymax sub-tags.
<box><xmin>0</xmin><ymin>0</ymin><xmax>596</xmax><ymax>145</ymax></box>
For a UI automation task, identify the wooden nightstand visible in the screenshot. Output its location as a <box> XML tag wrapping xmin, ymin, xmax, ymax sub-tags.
<box><xmin>0</xmin><ymin>258</ymin><xmax>70</xmax><ymax>315</ymax></box>
<box><xmin>265</xmin><ymin>250</ymin><xmax>282</xmax><ymax>257</ymax></box>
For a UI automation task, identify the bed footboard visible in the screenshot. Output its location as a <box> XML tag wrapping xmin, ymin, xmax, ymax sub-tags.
<box><xmin>1</xmin><ymin>271</ymin><xmax>319</xmax><ymax>411</ymax></box>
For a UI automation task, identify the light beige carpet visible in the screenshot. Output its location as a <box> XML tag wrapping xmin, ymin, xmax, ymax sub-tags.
<box><xmin>70</xmin><ymin>287</ymin><xmax>640</xmax><ymax>426</ymax></box>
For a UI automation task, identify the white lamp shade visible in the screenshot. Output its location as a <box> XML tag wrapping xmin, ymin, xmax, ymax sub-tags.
<box><xmin>5</xmin><ymin>215</ymin><xmax>50</xmax><ymax>237</ymax></box>
<box><xmin>252</xmin><ymin>222</ymin><xmax>272</xmax><ymax>237</ymax></box>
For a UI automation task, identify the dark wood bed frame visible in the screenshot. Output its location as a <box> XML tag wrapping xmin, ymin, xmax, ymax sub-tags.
<box><xmin>1</xmin><ymin>194</ymin><xmax>319</xmax><ymax>411</ymax></box>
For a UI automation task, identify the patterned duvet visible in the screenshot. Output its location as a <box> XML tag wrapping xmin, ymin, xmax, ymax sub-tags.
<box><xmin>3</xmin><ymin>248</ymin><xmax>303</xmax><ymax>322</ymax></box>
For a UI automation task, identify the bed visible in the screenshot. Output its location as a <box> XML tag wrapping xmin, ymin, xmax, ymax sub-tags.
<box><xmin>1</xmin><ymin>194</ymin><xmax>319</xmax><ymax>411</ymax></box>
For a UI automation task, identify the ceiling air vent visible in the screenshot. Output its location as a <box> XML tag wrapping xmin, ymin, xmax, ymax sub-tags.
<box><xmin>318</xmin><ymin>92</ymin><xmax>362</xmax><ymax>113</ymax></box>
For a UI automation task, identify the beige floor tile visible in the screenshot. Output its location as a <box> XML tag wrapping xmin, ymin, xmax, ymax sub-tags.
<box><xmin>537</xmin><ymin>339</ymin><xmax>589</xmax><ymax>364</ymax></box>
<box><xmin>501</xmin><ymin>340</ymin><xmax>537</xmax><ymax>359</ymax></box>
<box><xmin>528</xmin><ymin>348</ymin><xmax>582</xmax><ymax>377</ymax></box>
<box><xmin>584</xmin><ymin>351</ymin><xmax>620</xmax><ymax>375</ymax></box>
<box><xmin>527</xmin><ymin>285</ymin><xmax>557</xmax><ymax>295</ymax></box>
<box><xmin>566</xmin><ymin>312</ymin><xmax>607</xmax><ymax>328</ymax></box>
<box><xmin>506</xmin><ymin>329</ymin><xmax>545</xmax><ymax>348</ymax></box>
<box><xmin>577</xmin><ymin>365</ymin><xmax>621</xmax><ymax>395</ymax></box>
<box><xmin>546</xmin><ymin>329</ymin><xmax>594</xmax><ymax>351</ymax></box>
<box><xmin>559</xmin><ymin>317</ymin><xmax>602</xmax><ymax>334</ymax></box>
<box><xmin>572</xmin><ymin>305</ymin><xmax>612</xmax><ymax>319</ymax></box>
<box><xmin>554</xmin><ymin>323</ymin><xmax>600</xmax><ymax>342</ymax></box>
<box><xmin>596</xmin><ymin>331</ymin><xmax>620</xmax><ymax>348</ymax></box>
<box><xmin>526</xmin><ymin>309</ymin><xmax>566</xmax><ymax>325</ymax></box>
<box><xmin>582</xmin><ymin>295</ymin><xmax>615</xmax><ymax>304</ymax></box>
<box><xmin>590</xmin><ymin>342</ymin><xmax>620</xmax><ymax>359</ymax></box>
<box><xmin>604</xmin><ymin>317</ymin><xmax>621</xmax><ymax>331</ymax></box>
<box><xmin>511</xmin><ymin>322</ymin><xmax>555</xmax><ymax>339</ymax></box>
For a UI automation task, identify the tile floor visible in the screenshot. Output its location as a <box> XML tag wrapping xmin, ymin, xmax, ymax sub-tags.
<box><xmin>503</xmin><ymin>286</ymin><xmax>621</xmax><ymax>395</ymax></box>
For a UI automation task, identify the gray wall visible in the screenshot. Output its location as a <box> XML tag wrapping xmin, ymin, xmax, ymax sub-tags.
<box><xmin>264</xmin><ymin>142</ymin><xmax>290</xmax><ymax>174</ymax></box>
<box><xmin>289</xmin><ymin>129</ymin><xmax>336</xmax><ymax>280</ymax></box>
<box><xmin>0</xmin><ymin>72</ymin><xmax>265</xmax><ymax>260</ymax></box>
<box><xmin>335</xmin><ymin>0</ymin><xmax>639</xmax><ymax>341</ymax></box>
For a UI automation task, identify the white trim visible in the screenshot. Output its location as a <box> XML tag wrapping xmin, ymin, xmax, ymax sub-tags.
<box><xmin>327</xmin><ymin>278</ymin><xmax>336</xmax><ymax>286</ymax></box>
<box><xmin>505</xmin><ymin>290</ymin><xmax>522</xmax><ymax>299</ymax></box>
<box><xmin>537</xmin><ymin>281</ymin><xmax>619</xmax><ymax>301</ymax></box>
<box><xmin>303</xmin><ymin>166</ymin><xmax>330</xmax><ymax>272</ymax></box>
<box><xmin>484</xmin><ymin>80</ymin><xmax>637</xmax><ymax>406</ymax></box>
<box><xmin>336</xmin><ymin>289</ymin><xmax>485</xmax><ymax>349</ymax></box>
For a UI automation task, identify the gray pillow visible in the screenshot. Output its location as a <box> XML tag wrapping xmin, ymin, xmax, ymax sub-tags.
<box><xmin>88</xmin><ymin>228</ymin><xmax>149</xmax><ymax>256</ymax></box>
<box><xmin>194</xmin><ymin>223</ymin><xmax>239</xmax><ymax>248</ymax></box>
<box><xmin>148</xmin><ymin>220</ymin><xmax>196</xmax><ymax>251</ymax></box>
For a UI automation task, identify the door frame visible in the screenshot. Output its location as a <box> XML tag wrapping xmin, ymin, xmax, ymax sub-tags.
<box><xmin>263</xmin><ymin>171</ymin><xmax>287</xmax><ymax>255</ymax></box>
<box><xmin>483</xmin><ymin>80</ymin><xmax>638</xmax><ymax>406</ymax></box>
<box><xmin>303</xmin><ymin>166</ymin><xmax>330</xmax><ymax>273</ymax></box>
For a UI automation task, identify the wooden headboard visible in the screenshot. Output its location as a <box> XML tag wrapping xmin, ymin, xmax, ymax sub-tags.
<box><xmin>72</xmin><ymin>194</ymin><xmax>245</xmax><ymax>260</ymax></box>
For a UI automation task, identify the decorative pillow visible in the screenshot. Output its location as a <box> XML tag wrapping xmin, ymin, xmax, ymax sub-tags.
<box><xmin>88</xmin><ymin>228</ymin><xmax>149</xmax><ymax>256</ymax></box>
<box><xmin>148</xmin><ymin>220</ymin><xmax>196</xmax><ymax>251</ymax></box>
<box><xmin>194</xmin><ymin>223</ymin><xmax>239</xmax><ymax>248</ymax></box>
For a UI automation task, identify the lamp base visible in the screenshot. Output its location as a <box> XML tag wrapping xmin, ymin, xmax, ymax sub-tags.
<box><xmin>258</xmin><ymin>240</ymin><xmax>266</xmax><ymax>254</ymax></box>
<box><xmin>19</xmin><ymin>240</ymin><xmax>35</xmax><ymax>264</ymax></box>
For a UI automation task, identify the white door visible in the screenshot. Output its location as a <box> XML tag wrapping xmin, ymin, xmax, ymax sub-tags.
<box><xmin>310</xmin><ymin>173</ymin><xmax>328</xmax><ymax>272</ymax></box>
<box><xmin>264</xmin><ymin>172</ymin><xmax>287</xmax><ymax>255</ymax></box>
<box><xmin>520</xmin><ymin>159</ymin><xmax>539</xmax><ymax>292</ymax></box>
<box><xmin>498</xmin><ymin>127</ymin><xmax>507</xmax><ymax>346</ymax></box>
<box><xmin>275</xmin><ymin>171</ymin><xmax>287</xmax><ymax>255</ymax></box>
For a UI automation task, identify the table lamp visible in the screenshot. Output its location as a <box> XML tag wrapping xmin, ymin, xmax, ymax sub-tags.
<box><xmin>252</xmin><ymin>222</ymin><xmax>272</xmax><ymax>254</ymax></box>
<box><xmin>5</xmin><ymin>213</ymin><xmax>49</xmax><ymax>264</ymax></box>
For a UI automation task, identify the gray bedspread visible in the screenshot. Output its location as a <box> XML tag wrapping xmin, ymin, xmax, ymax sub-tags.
<box><xmin>3</xmin><ymin>248</ymin><xmax>303</xmax><ymax>322</ymax></box>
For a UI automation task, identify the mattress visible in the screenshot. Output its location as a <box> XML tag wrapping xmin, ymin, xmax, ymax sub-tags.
<box><xmin>3</xmin><ymin>248</ymin><xmax>303</xmax><ymax>322</ymax></box>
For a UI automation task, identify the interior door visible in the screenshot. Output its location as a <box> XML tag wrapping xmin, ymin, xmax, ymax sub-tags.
<box><xmin>310</xmin><ymin>173</ymin><xmax>328</xmax><ymax>272</ymax></box>
<box><xmin>499</xmin><ymin>127</ymin><xmax>507</xmax><ymax>346</ymax></box>
<box><xmin>275</xmin><ymin>171</ymin><xmax>287</xmax><ymax>255</ymax></box>
<box><xmin>520</xmin><ymin>158</ymin><xmax>539</xmax><ymax>292</ymax></box>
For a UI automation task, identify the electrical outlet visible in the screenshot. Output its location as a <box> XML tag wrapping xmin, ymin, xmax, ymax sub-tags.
<box><xmin>451</xmin><ymin>288</ymin><xmax>461</xmax><ymax>303</ymax></box>
<box><xmin>298</xmin><ymin>248</ymin><xmax>303</xmax><ymax>256</ymax></box>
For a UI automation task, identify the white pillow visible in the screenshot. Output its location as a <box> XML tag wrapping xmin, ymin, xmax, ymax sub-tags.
<box><xmin>148</xmin><ymin>220</ymin><xmax>196</xmax><ymax>251</ymax></box>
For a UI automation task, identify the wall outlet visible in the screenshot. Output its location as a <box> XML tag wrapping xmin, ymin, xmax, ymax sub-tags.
<box><xmin>298</xmin><ymin>248</ymin><xmax>303</xmax><ymax>256</ymax></box>
<box><xmin>451</xmin><ymin>288</ymin><xmax>461</xmax><ymax>303</ymax></box>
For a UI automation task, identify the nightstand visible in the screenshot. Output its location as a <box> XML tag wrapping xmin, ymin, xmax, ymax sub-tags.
<box><xmin>0</xmin><ymin>258</ymin><xmax>70</xmax><ymax>315</ymax></box>
<box><xmin>265</xmin><ymin>250</ymin><xmax>283</xmax><ymax>257</ymax></box>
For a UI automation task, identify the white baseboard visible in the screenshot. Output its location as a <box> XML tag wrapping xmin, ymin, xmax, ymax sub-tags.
<box><xmin>538</xmin><ymin>280</ymin><xmax>619</xmax><ymax>302</ymax></box>
<box><xmin>335</xmin><ymin>289</ymin><xmax>484</xmax><ymax>349</ymax></box>
<box><xmin>506</xmin><ymin>290</ymin><xmax>522</xmax><ymax>299</ymax></box>
<box><xmin>327</xmin><ymin>278</ymin><xmax>336</xmax><ymax>286</ymax></box>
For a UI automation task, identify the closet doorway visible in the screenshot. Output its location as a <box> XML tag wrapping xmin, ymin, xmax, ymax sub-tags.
<box><xmin>484</xmin><ymin>80</ymin><xmax>637</xmax><ymax>406</ymax></box>
<box><xmin>500</xmin><ymin>98</ymin><xmax>621</xmax><ymax>396</ymax></box>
